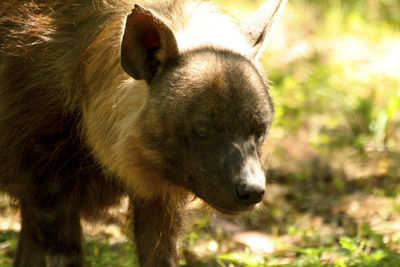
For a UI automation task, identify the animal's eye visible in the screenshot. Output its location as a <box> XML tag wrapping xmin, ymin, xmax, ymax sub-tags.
<box><xmin>194</xmin><ymin>124</ymin><xmax>211</xmax><ymax>138</ymax></box>
<box><xmin>255</xmin><ymin>125</ymin><xmax>268</xmax><ymax>144</ymax></box>
<box><xmin>255</xmin><ymin>130</ymin><xmax>267</xmax><ymax>156</ymax></box>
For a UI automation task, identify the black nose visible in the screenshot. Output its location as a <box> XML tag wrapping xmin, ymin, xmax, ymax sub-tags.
<box><xmin>234</xmin><ymin>183</ymin><xmax>265</xmax><ymax>205</ymax></box>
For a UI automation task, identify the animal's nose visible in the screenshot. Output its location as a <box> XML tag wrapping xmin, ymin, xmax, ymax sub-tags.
<box><xmin>234</xmin><ymin>183</ymin><xmax>265</xmax><ymax>205</ymax></box>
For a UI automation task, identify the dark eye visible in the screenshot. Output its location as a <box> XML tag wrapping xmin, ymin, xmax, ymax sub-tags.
<box><xmin>255</xmin><ymin>125</ymin><xmax>268</xmax><ymax>144</ymax></box>
<box><xmin>194</xmin><ymin>124</ymin><xmax>210</xmax><ymax>138</ymax></box>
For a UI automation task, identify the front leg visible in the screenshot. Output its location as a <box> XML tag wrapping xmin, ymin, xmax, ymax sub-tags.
<box><xmin>131</xmin><ymin>197</ymin><xmax>185</xmax><ymax>267</ymax></box>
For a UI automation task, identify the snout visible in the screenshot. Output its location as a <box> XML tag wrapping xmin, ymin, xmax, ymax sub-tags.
<box><xmin>191</xmin><ymin>139</ymin><xmax>267</xmax><ymax>214</ymax></box>
<box><xmin>234</xmin><ymin>182</ymin><xmax>265</xmax><ymax>205</ymax></box>
<box><xmin>223</xmin><ymin>141</ymin><xmax>266</xmax><ymax>210</ymax></box>
<box><xmin>233</xmin><ymin>157</ymin><xmax>266</xmax><ymax>206</ymax></box>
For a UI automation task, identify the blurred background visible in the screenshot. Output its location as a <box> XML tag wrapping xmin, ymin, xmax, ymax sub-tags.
<box><xmin>1</xmin><ymin>0</ymin><xmax>400</xmax><ymax>266</ymax></box>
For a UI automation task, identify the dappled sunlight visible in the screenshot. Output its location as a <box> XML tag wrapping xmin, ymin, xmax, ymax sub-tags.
<box><xmin>231</xmin><ymin>231</ymin><xmax>275</xmax><ymax>254</ymax></box>
<box><xmin>0</xmin><ymin>195</ymin><xmax>19</xmax><ymax>232</ymax></box>
<box><xmin>329</xmin><ymin>35</ymin><xmax>400</xmax><ymax>81</ymax></box>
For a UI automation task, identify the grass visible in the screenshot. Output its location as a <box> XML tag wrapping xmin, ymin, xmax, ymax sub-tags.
<box><xmin>85</xmin><ymin>239</ymin><xmax>137</xmax><ymax>266</ymax></box>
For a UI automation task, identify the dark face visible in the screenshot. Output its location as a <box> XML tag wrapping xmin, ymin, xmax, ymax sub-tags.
<box><xmin>142</xmin><ymin>48</ymin><xmax>273</xmax><ymax>213</ymax></box>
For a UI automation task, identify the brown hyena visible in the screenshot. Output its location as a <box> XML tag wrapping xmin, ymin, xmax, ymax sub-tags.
<box><xmin>0</xmin><ymin>0</ymin><xmax>286</xmax><ymax>266</ymax></box>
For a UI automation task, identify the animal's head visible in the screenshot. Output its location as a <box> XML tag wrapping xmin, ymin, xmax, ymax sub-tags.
<box><xmin>120</xmin><ymin>1</ymin><xmax>286</xmax><ymax>213</ymax></box>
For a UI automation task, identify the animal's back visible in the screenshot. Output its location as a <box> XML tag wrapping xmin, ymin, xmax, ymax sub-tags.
<box><xmin>0</xmin><ymin>0</ymin><xmax>128</xmax><ymax>108</ymax></box>
<box><xmin>140</xmin><ymin>0</ymin><xmax>251</xmax><ymax>53</ymax></box>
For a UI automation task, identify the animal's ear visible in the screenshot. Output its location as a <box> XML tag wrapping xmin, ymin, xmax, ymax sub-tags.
<box><xmin>241</xmin><ymin>0</ymin><xmax>287</xmax><ymax>60</ymax></box>
<box><xmin>121</xmin><ymin>5</ymin><xmax>179</xmax><ymax>82</ymax></box>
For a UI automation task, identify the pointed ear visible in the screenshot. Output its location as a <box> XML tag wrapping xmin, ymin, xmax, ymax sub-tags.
<box><xmin>241</xmin><ymin>0</ymin><xmax>287</xmax><ymax>60</ymax></box>
<box><xmin>121</xmin><ymin>5</ymin><xmax>179</xmax><ymax>82</ymax></box>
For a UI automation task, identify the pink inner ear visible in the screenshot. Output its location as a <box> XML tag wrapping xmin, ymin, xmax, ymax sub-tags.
<box><xmin>128</xmin><ymin>11</ymin><xmax>161</xmax><ymax>50</ymax></box>
<box><xmin>142</xmin><ymin>28</ymin><xmax>161</xmax><ymax>49</ymax></box>
<box><xmin>121</xmin><ymin>5</ymin><xmax>178</xmax><ymax>80</ymax></box>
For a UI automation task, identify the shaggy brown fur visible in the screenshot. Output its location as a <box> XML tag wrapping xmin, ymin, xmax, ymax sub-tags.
<box><xmin>0</xmin><ymin>0</ymin><xmax>286</xmax><ymax>266</ymax></box>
